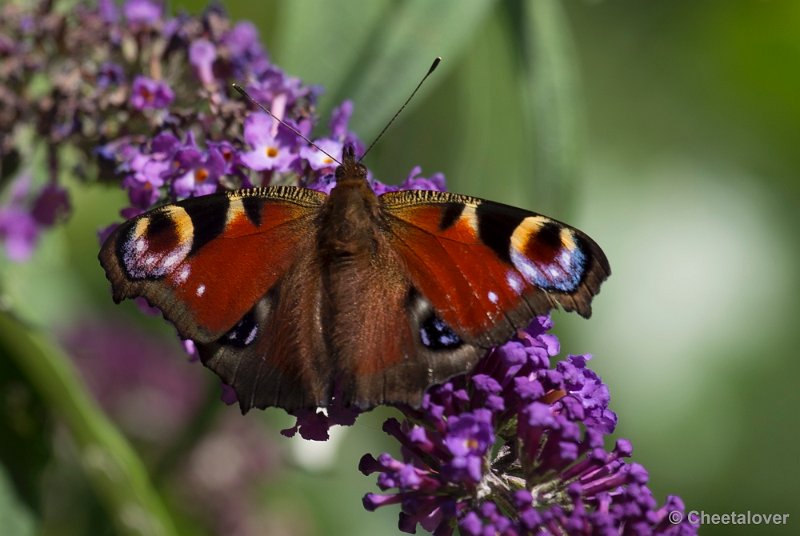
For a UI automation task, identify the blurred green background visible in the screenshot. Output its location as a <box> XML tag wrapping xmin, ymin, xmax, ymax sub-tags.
<box><xmin>1</xmin><ymin>0</ymin><xmax>798</xmax><ymax>534</ymax></box>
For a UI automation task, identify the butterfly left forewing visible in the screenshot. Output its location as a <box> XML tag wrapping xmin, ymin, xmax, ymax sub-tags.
<box><xmin>99</xmin><ymin>186</ymin><xmax>339</xmax><ymax>412</ymax></box>
<box><xmin>379</xmin><ymin>190</ymin><xmax>610</xmax><ymax>348</ymax></box>
<box><xmin>99</xmin><ymin>186</ymin><xmax>327</xmax><ymax>343</ymax></box>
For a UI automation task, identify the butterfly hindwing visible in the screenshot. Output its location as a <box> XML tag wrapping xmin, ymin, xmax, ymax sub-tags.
<box><xmin>196</xmin><ymin>254</ymin><xmax>332</xmax><ymax>412</ymax></box>
<box><xmin>379</xmin><ymin>190</ymin><xmax>610</xmax><ymax>348</ymax></box>
<box><xmin>194</xmin><ymin>214</ymin><xmax>483</xmax><ymax>411</ymax></box>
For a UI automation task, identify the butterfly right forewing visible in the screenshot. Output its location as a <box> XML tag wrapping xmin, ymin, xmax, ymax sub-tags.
<box><xmin>379</xmin><ymin>190</ymin><xmax>610</xmax><ymax>349</ymax></box>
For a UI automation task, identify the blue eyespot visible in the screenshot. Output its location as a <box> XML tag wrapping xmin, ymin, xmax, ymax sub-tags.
<box><xmin>420</xmin><ymin>315</ymin><xmax>463</xmax><ymax>350</ymax></box>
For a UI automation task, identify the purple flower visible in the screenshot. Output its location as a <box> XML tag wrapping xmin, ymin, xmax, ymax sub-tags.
<box><xmin>0</xmin><ymin>207</ymin><xmax>39</xmax><ymax>261</ymax></box>
<box><xmin>222</xmin><ymin>21</ymin><xmax>262</xmax><ymax>58</ymax></box>
<box><xmin>360</xmin><ymin>316</ymin><xmax>696</xmax><ymax>535</ymax></box>
<box><xmin>330</xmin><ymin>100</ymin><xmax>354</xmax><ymax>140</ymax></box>
<box><xmin>402</xmin><ymin>166</ymin><xmax>446</xmax><ymax>191</ymax></box>
<box><xmin>281</xmin><ymin>398</ymin><xmax>361</xmax><ymax>442</ymax></box>
<box><xmin>31</xmin><ymin>183</ymin><xmax>71</xmax><ymax>226</ymax></box>
<box><xmin>123</xmin><ymin>0</ymin><xmax>162</xmax><ymax>25</ymax></box>
<box><xmin>240</xmin><ymin>112</ymin><xmax>298</xmax><ymax>172</ymax></box>
<box><xmin>189</xmin><ymin>39</ymin><xmax>217</xmax><ymax>87</ymax></box>
<box><xmin>0</xmin><ymin>176</ymin><xmax>71</xmax><ymax>261</ymax></box>
<box><xmin>306</xmin><ymin>173</ymin><xmax>337</xmax><ymax>195</ymax></box>
<box><xmin>98</xmin><ymin>0</ymin><xmax>119</xmax><ymax>22</ymax></box>
<box><xmin>207</xmin><ymin>140</ymin><xmax>238</xmax><ymax>175</ymax></box>
<box><xmin>130</xmin><ymin>76</ymin><xmax>174</xmax><ymax>110</ymax></box>
<box><xmin>97</xmin><ymin>62</ymin><xmax>125</xmax><ymax>88</ymax></box>
<box><xmin>4</xmin><ymin>0</ymin><xmax>364</xmax><ymax>260</ymax></box>
<box><xmin>299</xmin><ymin>139</ymin><xmax>342</xmax><ymax>172</ymax></box>
<box><xmin>170</xmin><ymin>147</ymin><xmax>225</xmax><ymax>198</ymax></box>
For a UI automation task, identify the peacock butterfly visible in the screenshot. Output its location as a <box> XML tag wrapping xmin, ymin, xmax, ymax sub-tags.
<box><xmin>98</xmin><ymin>144</ymin><xmax>610</xmax><ymax>413</ymax></box>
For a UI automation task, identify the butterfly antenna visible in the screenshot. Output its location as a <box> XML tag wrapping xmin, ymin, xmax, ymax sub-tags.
<box><xmin>231</xmin><ymin>83</ymin><xmax>342</xmax><ymax>165</ymax></box>
<box><xmin>359</xmin><ymin>57</ymin><xmax>442</xmax><ymax>163</ymax></box>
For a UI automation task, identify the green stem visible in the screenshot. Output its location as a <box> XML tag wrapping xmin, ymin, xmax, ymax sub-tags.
<box><xmin>0</xmin><ymin>311</ymin><xmax>178</xmax><ymax>536</ymax></box>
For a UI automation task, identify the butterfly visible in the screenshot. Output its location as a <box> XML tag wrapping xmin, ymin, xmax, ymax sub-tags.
<box><xmin>99</xmin><ymin>144</ymin><xmax>610</xmax><ymax>413</ymax></box>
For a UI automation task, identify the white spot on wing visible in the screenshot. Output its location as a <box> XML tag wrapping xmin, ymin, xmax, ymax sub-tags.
<box><xmin>506</xmin><ymin>272</ymin><xmax>524</xmax><ymax>294</ymax></box>
<box><xmin>176</xmin><ymin>265</ymin><xmax>190</xmax><ymax>284</ymax></box>
<box><xmin>196</xmin><ymin>284</ymin><xmax>206</xmax><ymax>297</ymax></box>
<box><xmin>163</xmin><ymin>252</ymin><xmax>185</xmax><ymax>271</ymax></box>
<box><xmin>488</xmin><ymin>291</ymin><xmax>499</xmax><ymax>304</ymax></box>
<box><xmin>244</xmin><ymin>325</ymin><xmax>258</xmax><ymax>345</ymax></box>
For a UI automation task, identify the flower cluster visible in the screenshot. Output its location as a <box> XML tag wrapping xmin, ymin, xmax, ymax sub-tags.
<box><xmin>0</xmin><ymin>0</ymin><xmax>358</xmax><ymax>258</ymax></box>
<box><xmin>0</xmin><ymin>175</ymin><xmax>69</xmax><ymax>261</ymax></box>
<box><xmin>361</xmin><ymin>316</ymin><xmax>696</xmax><ymax>535</ymax></box>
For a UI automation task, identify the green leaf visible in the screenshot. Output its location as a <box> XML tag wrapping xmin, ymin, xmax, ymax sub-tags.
<box><xmin>272</xmin><ymin>0</ymin><xmax>392</xmax><ymax>97</ymax></box>
<box><xmin>417</xmin><ymin>0</ymin><xmax>582</xmax><ymax>216</ymax></box>
<box><xmin>0</xmin><ymin>312</ymin><xmax>179</xmax><ymax>536</ymax></box>
<box><xmin>517</xmin><ymin>0</ymin><xmax>583</xmax><ymax>215</ymax></box>
<box><xmin>0</xmin><ymin>463</ymin><xmax>35</xmax><ymax>536</ymax></box>
<box><xmin>274</xmin><ymin>0</ymin><xmax>497</xmax><ymax>139</ymax></box>
<box><xmin>0</xmin><ymin>333</ymin><xmax>52</xmax><ymax>514</ymax></box>
<box><xmin>444</xmin><ymin>4</ymin><xmax>532</xmax><ymax>204</ymax></box>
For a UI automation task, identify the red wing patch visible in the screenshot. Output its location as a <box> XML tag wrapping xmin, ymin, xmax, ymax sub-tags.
<box><xmin>99</xmin><ymin>187</ymin><xmax>326</xmax><ymax>342</ymax></box>
<box><xmin>380</xmin><ymin>190</ymin><xmax>609</xmax><ymax>345</ymax></box>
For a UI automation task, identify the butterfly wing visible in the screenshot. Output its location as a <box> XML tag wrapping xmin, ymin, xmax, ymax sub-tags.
<box><xmin>379</xmin><ymin>190</ymin><xmax>610</xmax><ymax>349</ymax></box>
<box><xmin>99</xmin><ymin>183</ymin><xmax>610</xmax><ymax>413</ymax></box>
<box><xmin>99</xmin><ymin>186</ymin><xmax>330</xmax><ymax>411</ymax></box>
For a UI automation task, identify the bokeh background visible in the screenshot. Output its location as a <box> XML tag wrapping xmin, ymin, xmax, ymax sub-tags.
<box><xmin>1</xmin><ymin>0</ymin><xmax>798</xmax><ymax>534</ymax></box>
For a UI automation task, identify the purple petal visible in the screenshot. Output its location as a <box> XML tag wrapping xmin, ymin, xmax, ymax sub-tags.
<box><xmin>0</xmin><ymin>208</ymin><xmax>39</xmax><ymax>261</ymax></box>
<box><xmin>189</xmin><ymin>39</ymin><xmax>217</xmax><ymax>86</ymax></box>
<box><xmin>299</xmin><ymin>139</ymin><xmax>342</xmax><ymax>171</ymax></box>
<box><xmin>123</xmin><ymin>0</ymin><xmax>163</xmax><ymax>25</ymax></box>
<box><xmin>31</xmin><ymin>184</ymin><xmax>70</xmax><ymax>226</ymax></box>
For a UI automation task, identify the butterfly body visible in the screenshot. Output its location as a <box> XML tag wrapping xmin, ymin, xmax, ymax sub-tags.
<box><xmin>99</xmin><ymin>145</ymin><xmax>609</xmax><ymax>412</ymax></box>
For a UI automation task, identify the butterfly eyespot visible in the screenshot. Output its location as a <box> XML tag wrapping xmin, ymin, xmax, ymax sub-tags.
<box><xmin>510</xmin><ymin>244</ymin><xmax>586</xmax><ymax>292</ymax></box>
<box><xmin>508</xmin><ymin>219</ymin><xmax>587</xmax><ymax>292</ymax></box>
<box><xmin>419</xmin><ymin>315</ymin><xmax>463</xmax><ymax>350</ymax></box>
<box><xmin>220</xmin><ymin>310</ymin><xmax>259</xmax><ymax>348</ymax></box>
<box><xmin>118</xmin><ymin>207</ymin><xmax>194</xmax><ymax>280</ymax></box>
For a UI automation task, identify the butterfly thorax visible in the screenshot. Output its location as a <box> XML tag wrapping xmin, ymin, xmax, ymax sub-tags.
<box><xmin>319</xmin><ymin>146</ymin><xmax>382</xmax><ymax>259</ymax></box>
<box><xmin>319</xmin><ymin>178</ymin><xmax>382</xmax><ymax>259</ymax></box>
